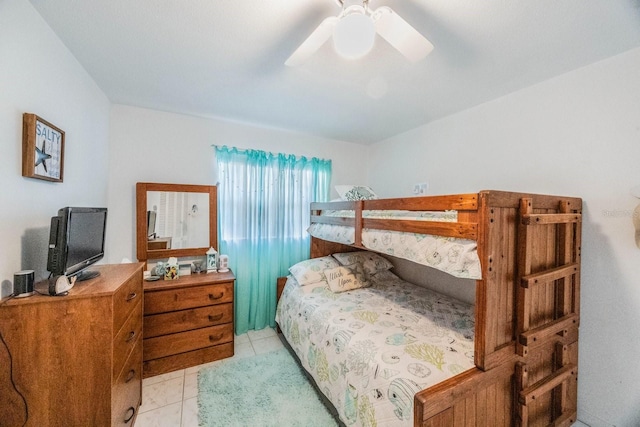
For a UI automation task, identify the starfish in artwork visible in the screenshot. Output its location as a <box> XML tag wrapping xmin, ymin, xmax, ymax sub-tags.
<box><xmin>34</xmin><ymin>140</ymin><xmax>52</xmax><ymax>172</ymax></box>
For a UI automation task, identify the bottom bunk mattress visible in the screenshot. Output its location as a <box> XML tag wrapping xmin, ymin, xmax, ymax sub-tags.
<box><xmin>275</xmin><ymin>270</ymin><xmax>475</xmax><ymax>426</ymax></box>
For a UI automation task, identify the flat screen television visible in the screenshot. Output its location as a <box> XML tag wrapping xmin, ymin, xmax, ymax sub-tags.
<box><xmin>147</xmin><ymin>210</ymin><xmax>157</xmax><ymax>239</ymax></box>
<box><xmin>47</xmin><ymin>207</ymin><xmax>107</xmax><ymax>281</ymax></box>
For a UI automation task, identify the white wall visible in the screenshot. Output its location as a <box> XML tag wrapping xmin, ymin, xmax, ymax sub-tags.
<box><xmin>369</xmin><ymin>47</ymin><xmax>640</xmax><ymax>427</ymax></box>
<box><xmin>107</xmin><ymin>105</ymin><xmax>368</xmax><ymax>263</ymax></box>
<box><xmin>0</xmin><ymin>0</ymin><xmax>111</xmax><ymax>297</ymax></box>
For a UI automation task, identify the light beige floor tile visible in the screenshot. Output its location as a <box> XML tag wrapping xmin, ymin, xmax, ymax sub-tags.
<box><xmin>234</xmin><ymin>340</ymin><xmax>256</xmax><ymax>358</ymax></box>
<box><xmin>247</xmin><ymin>327</ymin><xmax>276</xmax><ymax>341</ymax></box>
<box><xmin>181</xmin><ymin>396</ymin><xmax>199</xmax><ymax>427</ymax></box>
<box><xmin>252</xmin><ymin>335</ymin><xmax>284</xmax><ymax>355</ymax></box>
<box><xmin>183</xmin><ymin>371</ymin><xmax>198</xmax><ymax>400</ymax></box>
<box><xmin>235</xmin><ymin>333</ymin><xmax>250</xmax><ymax>344</ymax></box>
<box><xmin>134</xmin><ymin>401</ymin><xmax>182</xmax><ymax>427</ymax></box>
<box><xmin>139</xmin><ymin>377</ymin><xmax>185</xmax><ymax>413</ymax></box>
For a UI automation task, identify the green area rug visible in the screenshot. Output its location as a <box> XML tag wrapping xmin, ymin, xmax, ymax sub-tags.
<box><xmin>198</xmin><ymin>349</ymin><xmax>339</xmax><ymax>426</ymax></box>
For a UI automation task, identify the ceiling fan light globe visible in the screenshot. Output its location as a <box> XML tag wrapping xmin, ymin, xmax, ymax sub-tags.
<box><xmin>333</xmin><ymin>13</ymin><xmax>375</xmax><ymax>59</ymax></box>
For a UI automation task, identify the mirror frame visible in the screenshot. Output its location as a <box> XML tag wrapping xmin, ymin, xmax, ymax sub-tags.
<box><xmin>136</xmin><ymin>182</ymin><xmax>217</xmax><ymax>262</ymax></box>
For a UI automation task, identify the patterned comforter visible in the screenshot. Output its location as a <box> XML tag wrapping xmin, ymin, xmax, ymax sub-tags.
<box><xmin>307</xmin><ymin>210</ymin><xmax>482</xmax><ymax>279</ymax></box>
<box><xmin>275</xmin><ymin>270</ymin><xmax>475</xmax><ymax>426</ymax></box>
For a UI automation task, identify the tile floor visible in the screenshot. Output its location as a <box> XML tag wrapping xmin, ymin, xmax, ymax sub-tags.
<box><xmin>135</xmin><ymin>327</ymin><xmax>283</xmax><ymax>427</ymax></box>
<box><xmin>135</xmin><ymin>327</ymin><xmax>590</xmax><ymax>427</ymax></box>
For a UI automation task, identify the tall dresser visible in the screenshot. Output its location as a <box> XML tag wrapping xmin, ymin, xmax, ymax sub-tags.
<box><xmin>142</xmin><ymin>270</ymin><xmax>235</xmax><ymax>378</ymax></box>
<box><xmin>0</xmin><ymin>263</ymin><xmax>144</xmax><ymax>427</ymax></box>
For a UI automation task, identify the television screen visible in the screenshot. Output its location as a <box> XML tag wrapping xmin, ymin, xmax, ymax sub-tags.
<box><xmin>47</xmin><ymin>207</ymin><xmax>107</xmax><ymax>281</ymax></box>
<box><xmin>147</xmin><ymin>210</ymin><xmax>157</xmax><ymax>239</ymax></box>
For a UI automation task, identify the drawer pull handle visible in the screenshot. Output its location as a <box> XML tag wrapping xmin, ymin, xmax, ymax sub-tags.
<box><xmin>209</xmin><ymin>292</ymin><xmax>224</xmax><ymax>300</ymax></box>
<box><xmin>208</xmin><ymin>313</ymin><xmax>224</xmax><ymax>322</ymax></box>
<box><xmin>126</xmin><ymin>331</ymin><xmax>136</xmax><ymax>343</ymax></box>
<box><xmin>126</xmin><ymin>292</ymin><xmax>137</xmax><ymax>302</ymax></box>
<box><xmin>209</xmin><ymin>333</ymin><xmax>224</xmax><ymax>342</ymax></box>
<box><xmin>124</xmin><ymin>407</ymin><xmax>136</xmax><ymax>424</ymax></box>
<box><xmin>125</xmin><ymin>369</ymin><xmax>136</xmax><ymax>383</ymax></box>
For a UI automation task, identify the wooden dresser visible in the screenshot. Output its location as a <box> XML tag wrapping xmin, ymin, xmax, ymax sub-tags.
<box><xmin>146</xmin><ymin>237</ymin><xmax>171</xmax><ymax>250</ymax></box>
<box><xmin>142</xmin><ymin>270</ymin><xmax>235</xmax><ymax>378</ymax></box>
<box><xmin>0</xmin><ymin>263</ymin><xmax>144</xmax><ymax>427</ymax></box>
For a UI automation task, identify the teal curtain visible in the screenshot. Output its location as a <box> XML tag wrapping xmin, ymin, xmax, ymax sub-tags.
<box><xmin>215</xmin><ymin>146</ymin><xmax>331</xmax><ymax>334</ymax></box>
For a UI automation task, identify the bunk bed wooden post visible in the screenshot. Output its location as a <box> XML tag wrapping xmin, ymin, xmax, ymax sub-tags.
<box><xmin>557</xmin><ymin>201</ymin><xmax>573</xmax><ymax>318</ymax></box>
<box><xmin>475</xmin><ymin>191</ymin><xmax>524</xmax><ymax>371</ymax></box>
<box><xmin>514</xmin><ymin>362</ymin><xmax>529</xmax><ymax>426</ymax></box>
<box><xmin>517</xmin><ymin>198</ymin><xmax>534</xmax><ymax>357</ymax></box>
<box><xmin>354</xmin><ymin>200</ymin><xmax>363</xmax><ymax>246</ymax></box>
<box><xmin>553</xmin><ymin>342</ymin><xmax>571</xmax><ymax>423</ymax></box>
<box><xmin>472</xmin><ymin>191</ymin><xmax>490</xmax><ymax>370</ymax></box>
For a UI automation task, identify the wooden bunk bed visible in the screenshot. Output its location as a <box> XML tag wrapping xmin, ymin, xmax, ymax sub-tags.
<box><xmin>275</xmin><ymin>190</ymin><xmax>582</xmax><ymax>427</ymax></box>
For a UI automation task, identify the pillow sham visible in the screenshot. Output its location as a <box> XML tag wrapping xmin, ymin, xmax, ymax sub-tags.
<box><xmin>324</xmin><ymin>263</ymin><xmax>368</xmax><ymax>293</ymax></box>
<box><xmin>332</xmin><ymin>251</ymin><xmax>393</xmax><ymax>276</ymax></box>
<box><xmin>288</xmin><ymin>256</ymin><xmax>340</xmax><ymax>286</ymax></box>
<box><xmin>335</xmin><ymin>185</ymin><xmax>378</xmax><ymax>201</ymax></box>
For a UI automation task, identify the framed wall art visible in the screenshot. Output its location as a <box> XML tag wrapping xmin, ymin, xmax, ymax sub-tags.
<box><xmin>22</xmin><ymin>113</ymin><xmax>65</xmax><ymax>182</ymax></box>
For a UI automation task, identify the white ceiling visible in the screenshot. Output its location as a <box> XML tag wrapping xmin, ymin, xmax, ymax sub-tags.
<box><xmin>29</xmin><ymin>0</ymin><xmax>640</xmax><ymax>144</ymax></box>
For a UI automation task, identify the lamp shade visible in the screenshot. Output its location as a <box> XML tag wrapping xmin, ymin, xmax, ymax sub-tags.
<box><xmin>333</xmin><ymin>12</ymin><xmax>375</xmax><ymax>59</ymax></box>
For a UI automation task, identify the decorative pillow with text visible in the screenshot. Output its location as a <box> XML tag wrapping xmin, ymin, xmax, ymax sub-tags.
<box><xmin>324</xmin><ymin>263</ymin><xmax>368</xmax><ymax>293</ymax></box>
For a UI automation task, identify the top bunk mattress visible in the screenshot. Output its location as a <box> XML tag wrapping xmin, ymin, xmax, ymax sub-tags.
<box><xmin>308</xmin><ymin>209</ymin><xmax>482</xmax><ymax>279</ymax></box>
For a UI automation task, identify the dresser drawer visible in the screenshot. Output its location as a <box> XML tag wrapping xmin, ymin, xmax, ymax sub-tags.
<box><xmin>144</xmin><ymin>303</ymin><xmax>232</xmax><ymax>339</ymax></box>
<box><xmin>113</xmin><ymin>272</ymin><xmax>143</xmax><ymax>334</ymax></box>
<box><xmin>113</xmin><ymin>300</ymin><xmax>143</xmax><ymax>379</ymax></box>
<box><xmin>143</xmin><ymin>342</ymin><xmax>234</xmax><ymax>378</ymax></box>
<box><xmin>144</xmin><ymin>323</ymin><xmax>233</xmax><ymax>361</ymax></box>
<box><xmin>144</xmin><ymin>282</ymin><xmax>233</xmax><ymax>315</ymax></box>
<box><xmin>112</xmin><ymin>337</ymin><xmax>142</xmax><ymax>426</ymax></box>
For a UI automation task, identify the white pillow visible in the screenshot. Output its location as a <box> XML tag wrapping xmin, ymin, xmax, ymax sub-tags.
<box><xmin>324</xmin><ymin>263</ymin><xmax>368</xmax><ymax>293</ymax></box>
<box><xmin>288</xmin><ymin>256</ymin><xmax>340</xmax><ymax>286</ymax></box>
<box><xmin>335</xmin><ymin>185</ymin><xmax>378</xmax><ymax>201</ymax></box>
<box><xmin>332</xmin><ymin>251</ymin><xmax>393</xmax><ymax>276</ymax></box>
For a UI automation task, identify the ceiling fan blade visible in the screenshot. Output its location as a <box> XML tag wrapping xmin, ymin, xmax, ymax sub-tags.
<box><xmin>373</xmin><ymin>7</ymin><xmax>434</xmax><ymax>62</ymax></box>
<box><xmin>285</xmin><ymin>16</ymin><xmax>339</xmax><ymax>67</ymax></box>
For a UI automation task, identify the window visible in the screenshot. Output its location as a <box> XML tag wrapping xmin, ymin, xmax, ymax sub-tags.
<box><xmin>215</xmin><ymin>146</ymin><xmax>331</xmax><ymax>333</ymax></box>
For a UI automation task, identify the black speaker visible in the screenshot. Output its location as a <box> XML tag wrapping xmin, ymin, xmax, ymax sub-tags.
<box><xmin>14</xmin><ymin>270</ymin><xmax>35</xmax><ymax>298</ymax></box>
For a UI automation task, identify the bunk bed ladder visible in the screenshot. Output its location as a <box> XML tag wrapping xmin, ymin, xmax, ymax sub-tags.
<box><xmin>515</xmin><ymin>198</ymin><xmax>581</xmax><ymax>427</ymax></box>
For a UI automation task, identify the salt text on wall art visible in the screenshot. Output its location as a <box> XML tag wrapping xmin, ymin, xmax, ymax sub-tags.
<box><xmin>22</xmin><ymin>113</ymin><xmax>65</xmax><ymax>182</ymax></box>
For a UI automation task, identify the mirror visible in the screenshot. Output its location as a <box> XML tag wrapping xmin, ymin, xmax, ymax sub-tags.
<box><xmin>146</xmin><ymin>191</ymin><xmax>210</xmax><ymax>249</ymax></box>
<box><xmin>136</xmin><ymin>182</ymin><xmax>217</xmax><ymax>262</ymax></box>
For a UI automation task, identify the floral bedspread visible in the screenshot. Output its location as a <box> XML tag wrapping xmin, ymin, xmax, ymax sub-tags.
<box><xmin>307</xmin><ymin>210</ymin><xmax>482</xmax><ymax>279</ymax></box>
<box><xmin>275</xmin><ymin>271</ymin><xmax>475</xmax><ymax>427</ymax></box>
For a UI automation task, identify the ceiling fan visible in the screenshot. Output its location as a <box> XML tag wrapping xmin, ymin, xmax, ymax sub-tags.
<box><xmin>285</xmin><ymin>0</ymin><xmax>434</xmax><ymax>66</ymax></box>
